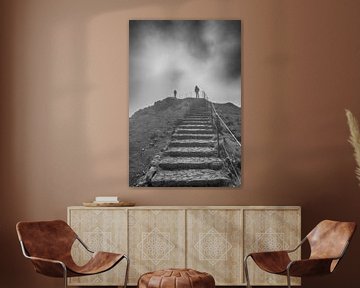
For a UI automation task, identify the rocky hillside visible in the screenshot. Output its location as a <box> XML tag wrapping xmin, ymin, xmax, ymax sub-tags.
<box><xmin>129</xmin><ymin>97</ymin><xmax>241</xmax><ymax>186</ymax></box>
<box><xmin>213</xmin><ymin>102</ymin><xmax>241</xmax><ymax>142</ymax></box>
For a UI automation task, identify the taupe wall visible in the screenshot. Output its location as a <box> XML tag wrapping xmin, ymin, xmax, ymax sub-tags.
<box><xmin>1</xmin><ymin>0</ymin><xmax>360</xmax><ymax>287</ymax></box>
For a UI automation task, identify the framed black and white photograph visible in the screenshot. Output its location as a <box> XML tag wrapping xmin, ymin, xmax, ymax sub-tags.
<box><xmin>129</xmin><ymin>20</ymin><xmax>241</xmax><ymax>187</ymax></box>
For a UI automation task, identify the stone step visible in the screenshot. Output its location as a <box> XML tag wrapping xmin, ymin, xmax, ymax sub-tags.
<box><xmin>186</xmin><ymin>116</ymin><xmax>210</xmax><ymax>120</ymax></box>
<box><xmin>187</xmin><ymin>113</ymin><xmax>210</xmax><ymax>117</ymax></box>
<box><xmin>177</xmin><ymin>124</ymin><xmax>213</xmax><ymax>129</ymax></box>
<box><xmin>184</xmin><ymin>114</ymin><xmax>211</xmax><ymax>118</ymax></box>
<box><xmin>158</xmin><ymin>157</ymin><xmax>223</xmax><ymax>170</ymax></box>
<box><xmin>172</xmin><ymin>133</ymin><xmax>214</xmax><ymax>140</ymax></box>
<box><xmin>175</xmin><ymin>128</ymin><xmax>213</xmax><ymax>135</ymax></box>
<box><xmin>150</xmin><ymin>169</ymin><xmax>231</xmax><ymax>187</ymax></box>
<box><xmin>164</xmin><ymin>147</ymin><xmax>216</xmax><ymax>157</ymax></box>
<box><xmin>189</xmin><ymin>108</ymin><xmax>208</xmax><ymax>111</ymax></box>
<box><xmin>181</xmin><ymin>120</ymin><xmax>212</xmax><ymax>125</ymax></box>
<box><xmin>189</xmin><ymin>108</ymin><xmax>208</xmax><ymax>112</ymax></box>
<box><xmin>169</xmin><ymin>139</ymin><xmax>215</xmax><ymax>147</ymax></box>
<box><xmin>186</xmin><ymin>117</ymin><xmax>210</xmax><ymax>120</ymax></box>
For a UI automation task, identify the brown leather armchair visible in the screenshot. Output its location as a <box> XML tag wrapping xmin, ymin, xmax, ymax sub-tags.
<box><xmin>16</xmin><ymin>220</ymin><xmax>129</xmax><ymax>288</ymax></box>
<box><xmin>244</xmin><ymin>220</ymin><xmax>356</xmax><ymax>288</ymax></box>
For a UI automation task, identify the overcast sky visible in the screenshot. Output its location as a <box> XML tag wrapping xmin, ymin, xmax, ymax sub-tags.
<box><xmin>129</xmin><ymin>20</ymin><xmax>241</xmax><ymax>116</ymax></box>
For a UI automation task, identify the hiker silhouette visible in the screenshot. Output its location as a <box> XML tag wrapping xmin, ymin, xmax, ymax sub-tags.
<box><xmin>195</xmin><ymin>85</ymin><xmax>200</xmax><ymax>98</ymax></box>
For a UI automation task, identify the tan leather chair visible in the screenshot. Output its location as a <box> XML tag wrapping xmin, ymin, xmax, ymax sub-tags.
<box><xmin>244</xmin><ymin>220</ymin><xmax>356</xmax><ymax>288</ymax></box>
<box><xmin>16</xmin><ymin>220</ymin><xmax>129</xmax><ymax>288</ymax></box>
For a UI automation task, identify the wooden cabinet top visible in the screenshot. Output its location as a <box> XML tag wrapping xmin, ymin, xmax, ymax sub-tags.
<box><xmin>69</xmin><ymin>205</ymin><xmax>301</xmax><ymax>210</ymax></box>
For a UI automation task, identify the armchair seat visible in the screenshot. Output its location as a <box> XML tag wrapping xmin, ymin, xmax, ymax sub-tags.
<box><xmin>16</xmin><ymin>220</ymin><xmax>129</xmax><ymax>288</ymax></box>
<box><xmin>66</xmin><ymin>251</ymin><xmax>124</xmax><ymax>276</ymax></box>
<box><xmin>250</xmin><ymin>251</ymin><xmax>291</xmax><ymax>274</ymax></box>
<box><xmin>250</xmin><ymin>252</ymin><xmax>335</xmax><ymax>277</ymax></box>
<box><xmin>244</xmin><ymin>220</ymin><xmax>356</xmax><ymax>288</ymax></box>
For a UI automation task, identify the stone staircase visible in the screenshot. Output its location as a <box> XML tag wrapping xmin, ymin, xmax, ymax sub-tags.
<box><xmin>148</xmin><ymin>100</ymin><xmax>231</xmax><ymax>187</ymax></box>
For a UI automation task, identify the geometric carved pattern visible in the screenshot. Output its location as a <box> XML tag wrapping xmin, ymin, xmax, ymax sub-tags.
<box><xmin>194</xmin><ymin>227</ymin><xmax>232</xmax><ymax>265</ymax></box>
<box><xmin>84</xmin><ymin>227</ymin><xmax>113</xmax><ymax>252</ymax></box>
<box><xmin>138</xmin><ymin>228</ymin><xmax>175</xmax><ymax>265</ymax></box>
<box><xmin>252</xmin><ymin>228</ymin><xmax>287</xmax><ymax>252</ymax></box>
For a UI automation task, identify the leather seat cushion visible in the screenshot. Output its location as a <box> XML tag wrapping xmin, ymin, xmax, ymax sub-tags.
<box><xmin>138</xmin><ymin>268</ymin><xmax>215</xmax><ymax>288</ymax></box>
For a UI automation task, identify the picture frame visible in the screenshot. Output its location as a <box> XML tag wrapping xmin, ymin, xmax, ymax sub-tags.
<box><xmin>129</xmin><ymin>20</ymin><xmax>241</xmax><ymax>187</ymax></box>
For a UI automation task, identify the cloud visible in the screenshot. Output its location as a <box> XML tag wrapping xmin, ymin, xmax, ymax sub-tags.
<box><xmin>129</xmin><ymin>20</ymin><xmax>241</xmax><ymax>116</ymax></box>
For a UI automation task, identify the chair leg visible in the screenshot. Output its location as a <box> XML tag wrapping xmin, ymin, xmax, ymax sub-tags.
<box><xmin>286</xmin><ymin>269</ymin><xmax>291</xmax><ymax>288</ymax></box>
<box><xmin>62</xmin><ymin>264</ymin><xmax>68</xmax><ymax>288</ymax></box>
<box><xmin>244</xmin><ymin>255</ymin><xmax>252</xmax><ymax>288</ymax></box>
<box><xmin>123</xmin><ymin>255</ymin><xmax>130</xmax><ymax>288</ymax></box>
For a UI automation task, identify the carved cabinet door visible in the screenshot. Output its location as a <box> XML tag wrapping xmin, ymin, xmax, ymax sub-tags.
<box><xmin>243</xmin><ymin>209</ymin><xmax>301</xmax><ymax>286</ymax></box>
<box><xmin>68</xmin><ymin>208</ymin><xmax>128</xmax><ymax>286</ymax></box>
<box><xmin>128</xmin><ymin>209</ymin><xmax>186</xmax><ymax>284</ymax></box>
<box><xmin>186</xmin><ymin>209</ymin><xmax>243</xmax><ymax>285</ymax></box>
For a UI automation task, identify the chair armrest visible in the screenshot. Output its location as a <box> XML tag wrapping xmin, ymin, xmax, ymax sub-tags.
<box><xmin>250</xmin><ymin>250</ymin><xmax>289</xmax><ymax>255</ymax></box>
<box><xmin>26</xmin><ymin>255</ymin><xmax>64</xmax><ymax>265</ymax></box>
<box><xmin>26</xmin><ymin>255</ymin><xmax>67</xmax><ymax>278</ymax></box>
<box><xmin>246</xmin><ymin>251</ymin><xmax>291</xmax><ymax>274</ymax></box>
<box><xmin>245</xmin><ymin>237</ymin><xmax>306</xmax><ymax>259</ymax></box>
<box><xmin>286</xmin><ymin>237</ymin><xmax>307</xmax><ymax>253</ymax></box>
<box><xmin>76</xmin><ymin>236</ymin><xmax>94</xmax><ymax>253</ymax></box>
<box><xmin>287</xmin><ymin>258</ymin><xmax>336</xmax><ymax>277</ymax></box>
<box><xmin>19</xmin><ymin>240</ymin><xmax>67</xmax><ymax>277</ymax></box>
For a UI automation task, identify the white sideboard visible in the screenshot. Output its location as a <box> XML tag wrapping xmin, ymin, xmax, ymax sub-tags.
<box><xmin>67</xmin><ymin>206</ymin><xmax>301</xmax><ymax>286</ymax></box>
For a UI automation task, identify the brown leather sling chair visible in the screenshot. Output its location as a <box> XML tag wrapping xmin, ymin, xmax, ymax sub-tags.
<box><xmin>16</xmin><ymin>220</ymin><xmax>129</xmax><ymax>288</ymax></box>
<box><xmin>244</xmin><ymin>220</ymin><xmax>356</xmax><ymax>288</ymax></box>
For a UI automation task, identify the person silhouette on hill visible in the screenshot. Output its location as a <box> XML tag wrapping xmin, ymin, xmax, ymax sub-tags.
<box><xmin>173</xmin><ymin>90</ymin><xmax>177</xmax><ymax>98</ymax></box>
<box><xmin>195</xmin><ymin>85</ymin><xmax>200</xmax><ymax>98</ymax></box>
